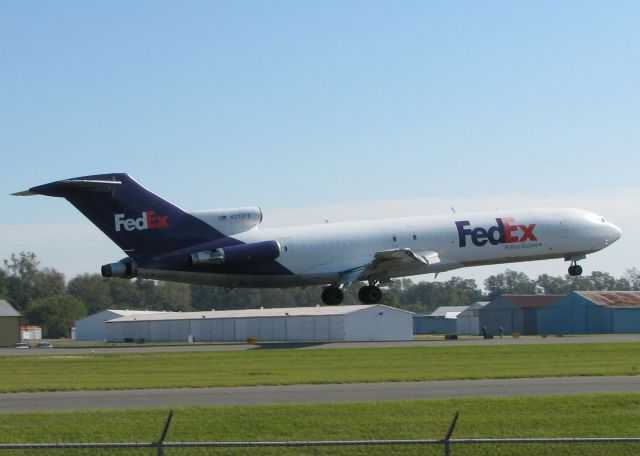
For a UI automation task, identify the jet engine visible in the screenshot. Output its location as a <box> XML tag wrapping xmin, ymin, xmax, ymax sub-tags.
<box><xmin>101</xmin><ymin>261</ymin><xmax>138</xmax><ymax>278</ymax></box>
<box><xmin>190</xmin><ymin>240</ymin><xmax>280</xmax><ymax>266</ymax></box>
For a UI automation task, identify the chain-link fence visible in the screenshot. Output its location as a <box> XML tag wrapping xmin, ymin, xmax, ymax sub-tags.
<box><xmin>1</xmin><ymin>411</ymin><xmax>639</xmax><ymax>455</ymax></box>
<box><xmin>2</xmin><ymin>439</ymin><xmax>640</xmax><ymax>455</ymax></box>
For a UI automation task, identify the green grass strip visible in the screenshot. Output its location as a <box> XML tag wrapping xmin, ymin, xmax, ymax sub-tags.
<box><xmin>1</xmin><ymin>343</ymin><xmax>639</xmax><ymax>393</ymax></box>
<box><xmin>0</xmin><ymin>394</ymin><xmax>639</xmax><ymax>455</ymax></box>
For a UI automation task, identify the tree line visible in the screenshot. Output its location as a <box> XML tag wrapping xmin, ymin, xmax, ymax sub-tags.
<box><xmin>2</xmin><ymin>251</ymin><xmax>639</xmax><ymax>337</ymax></box>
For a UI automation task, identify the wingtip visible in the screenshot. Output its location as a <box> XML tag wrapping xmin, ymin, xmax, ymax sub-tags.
<box><xmin>11</xmin><ymin>190</ymin><xmax>36</xmax><ymax>196</ymax></box>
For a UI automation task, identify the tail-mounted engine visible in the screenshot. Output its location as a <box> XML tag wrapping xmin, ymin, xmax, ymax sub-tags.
<box><xmin>190</xmin><ymin>240</ymin><xmax>280</xmax><ymax>266</ymax></box>
<box><xmin>101</xmin><ymin>261</ymin><xmax>138</xmax><ymax>278</ymax></box>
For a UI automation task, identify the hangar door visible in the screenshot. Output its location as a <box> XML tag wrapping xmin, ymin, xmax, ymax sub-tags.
<box><xmin>287</xmin><ymin>316</ymin><xmax>315</xmax><ymax>341</ymax></box>
<box><xmin>244</xmin><ymin>317</ymin><xmax>286</xmax><ymax>341</ymax></box>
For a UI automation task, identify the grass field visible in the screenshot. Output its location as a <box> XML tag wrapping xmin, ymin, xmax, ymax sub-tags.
<box><xmin>0</xmin><ymin>394</ymin><xmax>639</xmax><ymax>455</ymax></box>
<box><xmin>1</xmin><ymin>342</ymin><xmax>638</xmax><ymax>393</ymax></box>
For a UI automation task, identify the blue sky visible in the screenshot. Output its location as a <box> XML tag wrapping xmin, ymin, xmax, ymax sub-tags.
<box><xmin>1</xmin><ymin>1</ymin><xmax>639</xmax><ymax>286</ymax></box>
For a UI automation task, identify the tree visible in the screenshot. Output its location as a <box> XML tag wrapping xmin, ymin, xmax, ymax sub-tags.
<box><xmin>564</xmin><ymin>275</ymin><xmax>596</xmax><ymax>291</ymax></box>
<box><xmin>2</xmin><ymin>252</ymin><xmax>65</xmax><ymax>311</ymax></box>
<box><xmin>0</xmin><ymin>268</ymin><xmax>7</xmax><ymax>299</ymax></box>
<box><xmin>587</xmin><ymin>271</ymin><xmax>618</xmax><ymax>291</ymax></box>
<box><xmin>32</xmin><ymin>267</ymin><xmax>65</xmax><ymax>299</ymax></box>
<box><xmin>443</xmin><ymin>277</ymin><xmax>482</xmax><ymax>305</ymax></box>
<box><xmin>624</xmin><ymin>268</ymin><xmax>640</xmax><ymax>290</ymax></box>
<box><xmin>535</xmin><ymin>274</ymin><xmax>571</xmax><ymax>294</ymax></box>
<box><xmin>394</xmin><ymin>277</ymin><xmax>481</xmax><ymax>314</ymax></box>
<box><xmin>26</xmin><ymin>295</ymin><xmax>86</xmax><ymax>338</ymax></box>
<box><xmin>484</xmin><ymin>269</ymin><xmax>537</xmax><ymax>299</ymax></box>
<box><xmin>191</xmin><ymin>285</ymin><xmax>229</xmax><ymax>311</ymax></box>
<box><xmin>134</xmin><ymin>279</ymin><xmax>158</xmax><ymax>309</ymax></box>
<box><xmin>108</xmin><ymin>279</ymin><xmax>144</xmax><ymax>309</ymax></box>
<box><xmin>152</xmin><ymin>282</ymin><xmax>192</xmax><ymax>311</ymax></box>
<box><xmin>3</xmin><ymin>252</ymin><xmax>41</xmax><ymax>310</ymax></box>
<box><xmin>398</xmin><ymin>281</ymin><xmax>435</xmax><ymax>313</ymax></box>
<box><xmin>67</xmin><ymin>274</ymin><xmax>113</xmax><ymax>315</ymax></box>
<box><xmin>614</xmin><ymin>276</ymin><xmax>632</xmax><ymax>290</ymax></box>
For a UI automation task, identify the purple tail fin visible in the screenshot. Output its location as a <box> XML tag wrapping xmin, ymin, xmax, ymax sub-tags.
<box><xmin>26</xmin><ymin>173</ymin><xmax>225</xmax><ymax>257</ymax></box>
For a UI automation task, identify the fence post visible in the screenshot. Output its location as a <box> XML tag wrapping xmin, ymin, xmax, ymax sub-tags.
<box><xmin>156</xmin><ymin>410</ymin><xmax>174</xmax><ymax>456</ymax></box>
<box><xmin>442</xmin><ymin>411</ymin><xmax>460</xmax><ymax>456</ymax></box>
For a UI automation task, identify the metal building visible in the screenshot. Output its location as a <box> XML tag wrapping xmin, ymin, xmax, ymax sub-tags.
<box><xmin>538</xmin><ymin>291</ymin><xmax>640</xmax><ymax>335</ymax></box>
<box><xmin>0</xmin><ymin>300</ymin><xmax>21</xmax><ymax>347</ymax></box>
<box><xmin>414</xmin><ymin>306</ymin><xmax>469</xmax><ymax>334</ymax></box>
<box><xmin>20</xmin><ymin>325</ymin><xmax>42</xmax><ymax>341</ymax></box>
<box><xmin>456</xmin><ymin>302</ymin><xmax>490</xmax><ymax>335</ymax></box>
<box><xmin>105</xmin><ymin>305</ymin><xmax>415</xmax><ymax>343</ymax></box>
<box><xmin>75</xmin><ymin>309</ymin><xmax>169</xmax><ymax>341</ymax></box>
<box><xmin>478</xmin><ymin>295</ymin><xmax>563</xmax><ymax>336</ymax></box>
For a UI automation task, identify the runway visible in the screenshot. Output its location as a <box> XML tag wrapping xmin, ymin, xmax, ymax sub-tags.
<box><xmin>1</xmin><ymin>376</ymin><xmax>639</xmax><ymax>412</ymax></box>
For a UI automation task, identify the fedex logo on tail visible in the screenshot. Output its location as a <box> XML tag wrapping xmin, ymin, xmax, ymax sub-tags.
<box><xmin>114</xmin><ymin>211</ymin><xmax>169</xmax><ymax>232</ymax></box>
<box><xmin>455</xmin><ymin>217</ymin><xmax>537</xmax><ymax>247</ymax></box>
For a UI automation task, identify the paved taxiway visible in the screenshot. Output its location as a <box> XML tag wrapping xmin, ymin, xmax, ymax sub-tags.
<box><xmin>3</xmin><ymin>334</ymin><xmax>640</xmax><ymax>357</ymax></box>
<box><xmin>1</xmin><ymin>376</ymin><xmax>639</xmax><ymax>412</ymax></box>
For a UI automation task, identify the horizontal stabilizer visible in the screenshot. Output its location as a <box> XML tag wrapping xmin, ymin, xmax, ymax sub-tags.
<box><xmin>13</xmin><ymin>178</ymin><xmax>122</xmax><ymax>198</ymax></box>
<box><xmin>13</xmin><ymin>173</ymin><xmax>226</xmax><ymax>257</ymax></box>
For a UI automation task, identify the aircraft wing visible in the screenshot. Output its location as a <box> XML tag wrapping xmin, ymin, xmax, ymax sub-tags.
<box><xmin>339</xmin><ymin>248</ymin><xmax>441</xmax><ymax>285</ymax></box>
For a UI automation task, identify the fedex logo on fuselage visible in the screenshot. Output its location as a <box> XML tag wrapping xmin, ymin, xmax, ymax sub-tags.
<box><xmin>455</xmin><ymin>217</ymin><xmax>537</xmax><ymax>247</ymax></box>
<box><xmin>114</xmin><ymin>211</ymin><xmax>169</xmax><ymax>232</ymax></box>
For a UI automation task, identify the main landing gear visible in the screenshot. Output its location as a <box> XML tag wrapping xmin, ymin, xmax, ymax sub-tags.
<box><xmin>320</xmin><ymin>283</ymin><xmax>384</xmax><ymax>305</ymax></box>
<box><xmin>321</xmin><ymin>286</ymin><xmax>344</xmax><ymax>305</ymax></box>
<box><xmin>358</xmin><ymin>284</ymin><xmax>382</xmax><ymax>304</ymax></box>
<box><xmin>568</xmin><ymin>261</ymin><xmax>583</xmax><ymax>276</ymax></box>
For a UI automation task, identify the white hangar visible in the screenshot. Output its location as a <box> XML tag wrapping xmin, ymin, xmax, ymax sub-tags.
<box><xmin>75</xmin><ymin>309</ymin><xmax>169</xmax><ymax>341</ymax></box>
<box><xmin>105</xmin><ymin>305</ymin><xmax>414</xmax><ymax>343</ymax></box>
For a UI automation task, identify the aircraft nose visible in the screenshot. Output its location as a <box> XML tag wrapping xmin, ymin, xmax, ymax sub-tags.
<box><xmin>601</xmin><ymin>221</ymin><xmax>622</xmax><ymax>247</ymax></box>
<box><xmin>591</xmin><ymin>213</ymin><xmax>622</xmax><ymax>248</ymax></box>
<box><xmin>610</xmin><ymin>223</ymin><xmax>623</xmax><ymax>241</ymax></box>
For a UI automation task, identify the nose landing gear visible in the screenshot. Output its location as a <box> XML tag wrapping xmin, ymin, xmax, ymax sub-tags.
<box><xmin>568</xmin><ymin>261</ymin><xmax>583</xmax><ymax>276</ymax></box>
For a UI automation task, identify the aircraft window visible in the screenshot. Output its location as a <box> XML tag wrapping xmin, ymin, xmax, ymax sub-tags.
<box><xmin>392</xmin><ymin>236</ymin><xmax>397</xmax><ymax>242</ymax></box>
<box><xmin>284</xmin><ymin>246</ymin><xmax>288</xmax><ymax>252</ymax></box>
<box><xmin>412</xmin><ymin>234</ymin><xmax>417</xmax><ymax>240</ymax></box>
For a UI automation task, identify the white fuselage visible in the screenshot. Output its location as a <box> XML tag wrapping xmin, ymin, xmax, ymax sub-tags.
<box><xmin>138</xmin><ymin>207</ymin><xmax>622</xmax><ymax>288</ymax></box>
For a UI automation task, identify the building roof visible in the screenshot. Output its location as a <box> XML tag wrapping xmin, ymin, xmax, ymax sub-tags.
<box><xmin>107</xmin><ymin>305</ymin><xmax>413</xmax><ymax>323</ymax></box>
<box><xmin>428</xmin><ymin>306</ymin><xmax>469</xmax><ymax>318</ymax></box>
<box><xmin>80</xmin><ymin>309</ymin><xmax>171</xmax><ymax>320</ymax></box>
<box><xmin>466</xmin><ymin>301</ymin><xmax>490</xmax><ymax>311</ymax></box>
<box><xmin>501</xmin><ymin>294</ymin><xmax>564</xmax><ymax>309</ymax></box>
<box><xmin>105</xmin><ymin>309</ymin><xmax>170</xmax><ymax>317</ymax></box>
<box><xmin>0</xmin><ymin>300</ymin><xmax>20</xmax><ymax>317</ymax></box>
<box><xmin>575</xmin><ymin>291</ymin><xmax>640</xmax><ymax>308</ymax></box>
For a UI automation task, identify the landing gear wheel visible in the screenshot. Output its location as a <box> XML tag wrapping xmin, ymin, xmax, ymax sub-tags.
<box><xmin>568</xmin><ymin>263</ymin><xmax>583</xmax><ymax>276</ymax></box>
<box><xmin>358</xmin><ymin>286</ymin><xmax>370</xmax><ymax>303</ymax></box>
<box><xmin>321</xmin><ymin>287</ymin><xmax>343</xmax><ymax>305</ymax></box>
<box><xmin>358</xmin><ymin>285</ymin><xmax>382</xmax><ymax>304</ymax></box>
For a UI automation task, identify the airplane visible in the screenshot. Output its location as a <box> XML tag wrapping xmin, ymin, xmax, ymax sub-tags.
<box><xmin>14</xmin><ymin>173</ymin><xmax>622</xmax><ymax>305</ymax></box>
